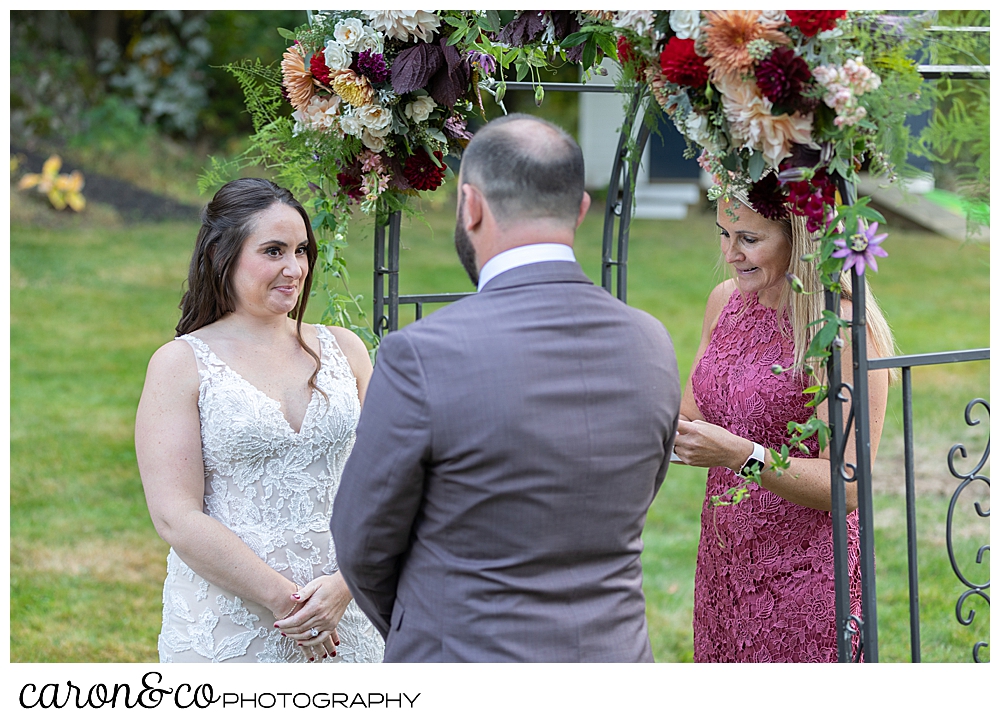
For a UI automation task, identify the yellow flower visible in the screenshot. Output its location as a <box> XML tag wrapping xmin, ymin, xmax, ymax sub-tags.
<box><xmin>331</xmin><ymin>69</ymin><xmax>374</xmax><ymax>108</ymax></box>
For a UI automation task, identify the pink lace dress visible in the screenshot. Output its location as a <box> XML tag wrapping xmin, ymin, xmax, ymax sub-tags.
<box><xmin>690</xmin><ymin>289</ymin><xmax>862</xmax><ymax>663</ymax></box>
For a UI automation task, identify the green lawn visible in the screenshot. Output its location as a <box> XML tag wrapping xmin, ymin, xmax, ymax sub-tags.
<box><xmin>9</xmin><ymin>188</ymin><xmax>989</xmax><ymax>662</ymax></box>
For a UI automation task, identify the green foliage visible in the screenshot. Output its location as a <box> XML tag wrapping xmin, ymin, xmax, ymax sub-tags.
<box><xmin>217</xmin><ymin>58</ymin><xmax>285</xmax><ymax>133</ymax></box>
<box><xmin>916</xmin><ymin>12</ymin><xmax>990</xmax><ymax>232</ymax></box>
<box><xmin>560</xmin><ymin>24</ymin><xmax>619</xmax><ymax>71</ymax></box>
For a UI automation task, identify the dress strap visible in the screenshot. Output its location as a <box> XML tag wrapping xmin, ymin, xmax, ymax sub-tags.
<box><xmin>314</xmin><ymin>325</ymin><xmax>355</xmax><ymax>381</ymax></box>
<box><xmin>176</xmin><ymin>334</ymin><xmax>225</xmax><ymax>374</ymax></box>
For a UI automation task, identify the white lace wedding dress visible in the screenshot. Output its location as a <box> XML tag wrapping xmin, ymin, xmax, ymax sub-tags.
<box><xmin>157</xmin><ymin>325</ymin><xmax>384</xmax><ymax>663</ymax></box>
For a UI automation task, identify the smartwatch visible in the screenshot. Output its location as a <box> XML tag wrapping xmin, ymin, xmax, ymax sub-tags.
<box><xmin>739</xmin><ymin>442</ymin><xmax>766</xmax><ymax>478</ymax></box>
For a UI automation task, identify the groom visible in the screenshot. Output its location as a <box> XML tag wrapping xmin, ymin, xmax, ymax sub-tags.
<box><xmin>332</xmin><ymin>114</ymin><xmax>681</xmax><ymax>662</ymax></box>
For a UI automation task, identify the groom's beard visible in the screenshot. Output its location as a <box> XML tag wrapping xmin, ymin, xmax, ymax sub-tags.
<box><xmin>454</xmin><ymin>202</ymin><xmax>479</xmax><ymax>287</ymax></box>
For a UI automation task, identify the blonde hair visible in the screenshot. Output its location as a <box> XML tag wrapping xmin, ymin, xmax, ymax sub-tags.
<box><xmin>726</xmin><ymin>194</ymin><xmax>898</xmax><ymax>384</ymax></box>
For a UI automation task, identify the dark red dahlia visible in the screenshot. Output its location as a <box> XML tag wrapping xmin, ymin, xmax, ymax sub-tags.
<box><xmin>402</xmin><ymin>148</ymin><xmax>446</xmax><ymax>192</ymax></box>
<box><xmin>659</xmin><ymin>37</ymin><xmax>709</xmax><ymax>89</ymax></box>
<box><xmin>755</xmin><ymin>46</ymin><xmax>814</xmax><ymax>113</ymax></box>
<box><xmin>747</xmin><ymin>174</ymin><xmax>788</xmax><ymax>220</ymax></box>
<box><xmin>783</xmin><ymin>168</ymin><xmax>838</xmax><ymax>233</ymax></box>
<box><xmin>356</xmin><ymin>49</ymin><xmax>389</xmax><ymax>84</ymax></box>
<box><xmin>337</xmin><ymin>172</ymin><xmax>364</xmax><ymax>202</ymax></box>
<box><xmin>786</xmin><ymin>10</ymin><xmax>847</xmax><ymax>38</ymax></box>
<box><xmin>310</xmin><ymin>53</ymin><xmax>331</xmax><ymax>85</ymax></box>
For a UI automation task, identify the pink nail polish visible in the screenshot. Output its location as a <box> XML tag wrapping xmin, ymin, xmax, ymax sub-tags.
<box><xmin>292</xmin><ymin>594</ymin><xmax>300</xmax><ymax>600</ymax></box>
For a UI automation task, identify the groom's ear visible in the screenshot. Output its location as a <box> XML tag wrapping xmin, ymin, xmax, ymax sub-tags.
<box><xmin>461</xmin><ymin>183</ymin><xmax>485</xmax><ymax>232</ymax></box>
<box><xmin>575</xmin><ymin>191</ymin><xmax>592</xmax><ymax>229</ymax></box>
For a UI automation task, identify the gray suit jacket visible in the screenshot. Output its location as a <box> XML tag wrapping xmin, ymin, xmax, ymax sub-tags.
<box><xmin>332</xmin><ymin>260</ymin><xmax>680</xmax><ymax>661</ymax></box>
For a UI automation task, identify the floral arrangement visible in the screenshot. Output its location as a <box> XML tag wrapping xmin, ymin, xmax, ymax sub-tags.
<box><xmin>609</xmin><ymin>10</ymin><xmax>927</xmax><ymax>277</ymax></box>
<box><xmin>276</xmin><ymin>10</ymin><xmax>490</xmax><ymax>217</ymax></box>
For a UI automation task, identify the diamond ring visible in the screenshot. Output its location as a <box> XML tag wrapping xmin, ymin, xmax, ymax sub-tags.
<box><xmin>309</xmin><ymin>627</ymin><xmax>319</xmax><ymax>638</ymax></box>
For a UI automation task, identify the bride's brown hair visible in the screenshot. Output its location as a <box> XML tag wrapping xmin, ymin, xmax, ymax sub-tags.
<box><xmin>176</xmin><ymin>178</ymin><xmax>322</xmax><ymax>389</ymax></box>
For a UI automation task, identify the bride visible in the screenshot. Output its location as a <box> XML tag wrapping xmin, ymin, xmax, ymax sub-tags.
<box><xmin>135</xmin><ymin>178</ymin><xmax>384</xmax><ymax>663</ymax></box>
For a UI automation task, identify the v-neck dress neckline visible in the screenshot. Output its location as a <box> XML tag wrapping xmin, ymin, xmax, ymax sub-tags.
<box><xmin>181</xmin><ymin>327</ymin><xmax>324</xmax><ymax>435</ymax></box>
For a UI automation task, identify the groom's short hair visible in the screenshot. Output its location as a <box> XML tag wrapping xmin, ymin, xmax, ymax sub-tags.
<box><xmin>460</xmin><ymin>113</ymin><xmax>585</xmax><ymax>228</ymax></box>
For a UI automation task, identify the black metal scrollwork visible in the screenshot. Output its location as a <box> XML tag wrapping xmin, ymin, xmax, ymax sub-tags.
<box><xmin>833</xmin><ymin>382</ymin><xmax>858</xmax><ymax>484</ymax></box>
<box><xmin>946</xmin><ymin>398</ymin><xmax>990</xmax><ymax>662</ymax></box>
<box><xmin>846</xmin><ymin>614</ymin><xmax>863</xmax><ymax>663</ymax></box>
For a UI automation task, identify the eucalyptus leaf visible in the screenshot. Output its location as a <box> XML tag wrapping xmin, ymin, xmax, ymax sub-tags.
<box><xmin>426</xmin><ymin>128</ymin><xmax>448</xmax><ymax>145</ymax></box>
<box><xmin>748</xmin><ymin>150</ymin><xmax>766</xmax><ymax>181</ymax></box>
<box><xmin>277</xmin><ymin>27</ymin><xmax>296</xmax><ymax>40</ymax></box>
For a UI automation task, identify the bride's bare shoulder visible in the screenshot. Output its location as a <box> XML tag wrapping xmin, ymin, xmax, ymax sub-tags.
<box><xmin>143</xmin><ymin>338</ymin><xmax>200</xmax><ymax>392</ymax></box>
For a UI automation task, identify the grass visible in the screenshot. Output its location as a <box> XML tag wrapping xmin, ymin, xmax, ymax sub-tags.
<box><xmin>9</xmin><ymin>185</ymin><xmax>990</xmax><ymax>663</ymax></box>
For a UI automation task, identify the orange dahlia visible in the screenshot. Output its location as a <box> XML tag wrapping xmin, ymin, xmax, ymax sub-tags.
<box><xmin>702</xmin><ymin>10</ymin><xmax>790</xmax><ymax>80</ymax></box>
<box><xmin>331</xmin><ymin>69</ymin><xmax>374</xmax><ymax>108</ymax></box>
<box><xmin>281</xmin><ymin>46</ymin><xmax>314</xmax><ymax>113</ymax></box>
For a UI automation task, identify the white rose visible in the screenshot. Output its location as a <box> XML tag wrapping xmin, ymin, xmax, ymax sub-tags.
<box><xmin>361</xmin><ymin>128</ymin><xmax>386</xmax><ymax>152</ymax></box>
<box><xmin>615</xmin><ymin>10</ymin><xmax>656</xmax><ymax>38</ymax></box>
<box><xmin>356</xmin><ymin>104</ymin><xmax>393</xmax><ymax>132</ymax></box>
<box><xmin>669</xmin><ymin>10</ymin><xmax>703</xmax><ymax>40</ymax></box>
<box><xmin>324</xmin><ymin>41</ymin><xmax>352</xmax><ymax>72</ymax></box>
<box><xmin>334</xmin><ymin>17</ymin><xmax>366</xmax><ymax>51</ymax></box>
<box><xmin>759</xmin><ymin>10</ymin><xmax>788</xmax><ymax>25</ymax></box>
<box><xmin>338</xmin><ymin>108</ymin><xmax>364</xmax><ymax>137</ymax></box>
<box><xmin>355</xmin><ymin>26</ymin><xmax>383</xmax><ymax>54</ymax></box>
<box><xmin>404</xmin><ymin>94</ymin><xmax>437</xmax><ymax>123</ymax></box>
<box><xmin>684</xmin><ymin>111</ymin><xmax>720</xmax><ymax>154</ymax></box>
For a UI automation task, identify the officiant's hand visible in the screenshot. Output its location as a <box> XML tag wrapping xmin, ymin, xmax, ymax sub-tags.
<box><xmin>273</xmin><ymin>573</ymin><xmax>353</xmax><ymax>660</ymax></box>
<box><xmin>673</xmin><ymin>419</ymin><xmax>752</xmax><ymax>473</ymax></box>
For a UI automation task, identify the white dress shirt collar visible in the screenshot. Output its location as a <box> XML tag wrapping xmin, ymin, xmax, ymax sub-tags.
<box><xmin>477</xmin><ymin>243</ymin><xmax>577</xmax><ymax>291</ymax></box>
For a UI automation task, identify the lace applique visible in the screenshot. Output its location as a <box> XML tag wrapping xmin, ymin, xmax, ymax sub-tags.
<box><xmin>690</xmin><ymin>290</ymin><xmax>863</xmax><ymax>663</ymax></box>
<box><xmin>157</xmin><ymin>326</ymin><xmax>384</xmax><ymax>663</ymax></box>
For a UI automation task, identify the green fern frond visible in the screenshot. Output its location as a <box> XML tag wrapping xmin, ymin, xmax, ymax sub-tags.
<box><xmin>221</xmin><ymin>59</ymin><xmax>285</xmax><ymax>133</ymax></box>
